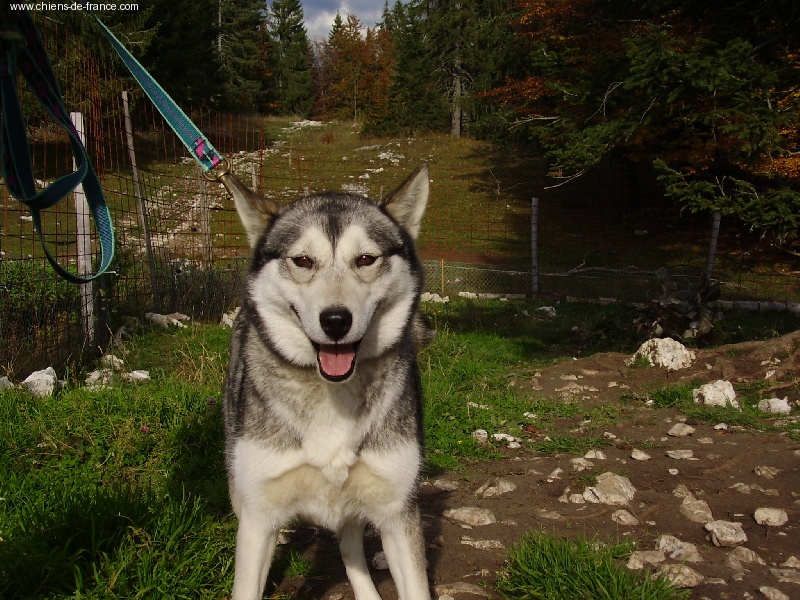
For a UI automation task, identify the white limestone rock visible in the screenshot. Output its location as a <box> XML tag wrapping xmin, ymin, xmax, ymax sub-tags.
<box><xmin>693</xmin><ymin>380</ymin><xmax>739</xmax><ymax>409</ymax></box>
<box><xmin>100</xmin><ymin>353</ymin><xmax>125</xmax><ymax>370</ymax></box>
<box><xmin>536</xmin><ymin>305</ymin><xmax>557</xmax><ymax>318</ymax></box>
<box><xmin>781</xmin><ymin>557</ymin><xmax>800</xmax><ymax>568</ymax></box>
<box><xmin>221</xmin><ymin>307</ymin><xmax>240</xmax><ymax>327</ymax></box>
<box><xmin>85</xmin><ymin>368</ymin><xmax>115</xmax><ymax>389</ymax></box>
<box><xmin>443</xmin><ymin>507</ymin><xmax>497</xmax><ymax>527</ymax></box>
<box><xmin>627</xmin><ymin>550</ymin><xmax>666</xmax><ymax>570</ymax></box>
<box><xmin>656</xmin><ymin>564</ymin><xmax>704</xmax><ymax>588</ymax></box>
<box><xmin>122</xmin><ymin>370</ymin><xmax>151</xmax><ymax>382</ymax></box>
<box><xmin>583</xmin><ymin>449</ymin><xmax>607</xmax><ymax>460</ymax></box>
<box><xmin>145</xmin><ymin>312</ymin><xmax>187</xmax><ymax>328</ymax></box>
<box><xmin>726</xmin><ymin>546</ymin><xmax>766</xmax><ymax>569</ymax></box>
<box><xmin>705</xmin><ymin>520</ymin><xmax>748</xmax><ymax>547</ymax></box>
<box><xmin>420</xmin><ymin>292</ymin><xmax>450</xmax><ymax>303</ymax></box>
<box><xmin>471</xmin><ymin>429</ymin><xmax>488</xmax><ymax>444</ymax></box>
<box><xmin>758</xmin><ymin>397</ymin><xmax>792</xmax><ymax>415</ymax></box>
<box><xmin>666</xmin><ymin>449</ymin><xmax>695</xmax><ymax>460</ymax></box>
<box><xmin>476</xmin><ymin>478</ymin><xmax>516</xmax><ymax>498</ymax></box>
<box><xmin>755</xmin><ymin>465</ymin><xmax>781</xmax><ymax>479</ymax></box>
<box><xmin>754</xmin><ymin>508</ymin><xmax>788</xmax><ymax>527</ymax></box>
<box><xmin>612</xmin><ymin>509</ymin><xmax>639</xmax><ymax>526</ymax></box>
<box><xmin>21</xmin><ymin>367</ymin><xmax>58</xmax><ymax>397</ymax></box>
<box><xmin>583</xmin><ymin>472</ymin><xmax>636</xmax><ymax>506</ymax></box>
<box><xmin>492</xmin><ymin>432</ymin><xmax>521</xmax><ymax>448</ymax></box>
<box><xmin>680</xmin><ymin>496</ymin><xmax>714</xmax><ymax>524</ymax></box>
<box><xmin>570</xmin><ymin>457</ymin><xmax>594</xmax><ymax>472</ymax></box>
<box><xmin>433</xmin><ymin>479</ymin><xmax>460</xmax><ymax>491</ymax></box>
<box><xmin>657</xmin><ymin>535</ymin><xmax>703</xmax><ymax>563</ymax></box>
<box><xmin>673</xmin><ymin>486</ymin><xmax>714</xmax><ymax>524</ymax></box>
<box><xmin>629</xmin><ymin>338</ymin><xmax>696</xmax><ymax>370</ymax></box>
<box><xmin>770</xmin><ymin>568</ymin><xmax>800</xmax><ymax>585</ymax></box>
<box><xmin>668</xmin><ymin>423</ymin><xmax>695</xmax><ymax>437</ymax></box>
<box><xmin>759</xmin><ymin>587</ymin><xmax>790</xmax><ymax>600</ymax></box>
<box><xmin>460</xmin><ymin>536</ymin><xmax>504</xmax><ymax>550</ymax></box>
<box><xmin>371</xmin><ymin>551</ymin><xmax>389</xmax><ymax>570</ymax></box>
<box><xmin>434</xmin><ymin>582</ymin><xmax>492</xmax><ymax>598</ymax></box>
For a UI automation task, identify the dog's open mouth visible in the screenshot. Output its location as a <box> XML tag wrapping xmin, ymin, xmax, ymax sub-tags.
<box><xmin>314</xmin><ymin>342</ymin><xmax>359</xmax><ymax>382</ymax></box>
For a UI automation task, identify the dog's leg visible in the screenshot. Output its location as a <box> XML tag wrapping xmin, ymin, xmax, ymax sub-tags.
<box><xmin>338</xmin><ymin>520</ymin><xmax>382</xmax><ymax>600</ymax></box>
<box><xmin>378</xmin><ymin>508</ymin><xmax>431</xmax><ymax>600</ymax></box>
<box><xmin>230</xmin><ymin>508</ymin><xmax>279</xmax><ymax>600</ymax></box>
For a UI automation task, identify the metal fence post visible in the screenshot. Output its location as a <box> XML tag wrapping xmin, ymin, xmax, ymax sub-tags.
<box><xmin>706</xmin><ymin>211</ymin><xmax>722</xmax><ymax>279</ymax></box>
<box><xmin>531</xmin><ymin>197</ymin><xmax>540</xmax><ymax>295</ymax></box>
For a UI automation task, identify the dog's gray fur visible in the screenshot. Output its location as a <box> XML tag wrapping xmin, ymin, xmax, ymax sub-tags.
<box><xmin>222</xmin><ymin>165</ymin><xmax>432</xmax><ymax>600</ymax></box>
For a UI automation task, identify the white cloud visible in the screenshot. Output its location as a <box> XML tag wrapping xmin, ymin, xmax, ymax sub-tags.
<box><xmin>300</xmin><ymin>1</ymin><xmax>388</xmax><ymax>40</ymax></box>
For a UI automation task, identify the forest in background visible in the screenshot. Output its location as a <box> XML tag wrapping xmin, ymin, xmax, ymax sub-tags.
<box><xmin>45</xmin><ymin>0</ymin><xmax>800</xmax><ymax>246</ymax></box>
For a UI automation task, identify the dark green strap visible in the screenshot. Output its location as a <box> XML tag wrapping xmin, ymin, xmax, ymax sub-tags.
<box><xmin>1</xmin><ymin>10</ymin><xmax>114</xmax><ymax>283</ymax></box>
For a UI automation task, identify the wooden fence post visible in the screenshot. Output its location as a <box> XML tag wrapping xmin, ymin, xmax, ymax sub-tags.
<box><xmin>197</xmin><ymin>165</ymin><xmax>213</xmax><ymax>266</ymax></box>
<box><xmin>122</xmin><ymin>91</ymin><xmax>162</xmax><ymax>311</ymax></box>
<box><xmin>71</xmin><ymin>111</ymin><xmax>94</xmax><ymax>348</ymax></box>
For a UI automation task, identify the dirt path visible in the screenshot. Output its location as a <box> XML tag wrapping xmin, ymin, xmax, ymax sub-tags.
<box><xmin>270</xmin><ymin>332</ymin><xmax>800</xmax><ymax>600</ymax></box>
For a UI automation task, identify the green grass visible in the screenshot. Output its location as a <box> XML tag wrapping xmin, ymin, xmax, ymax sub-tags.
<box><xmin>2</xmin><ymin>299</ymin><xmax>799</xmax><ymax>598</ymax></box>
<box><xmin>496</xmin><ymin>532</ymin><xmax>689</xmax><ymax>600</ymax></box>
<box><xmin>419</xmin><ymin>298</ymin><xmax>641</xmax><ymax>471</ymax></box>
<box><xmin>645</xmin><ymin>380</ymin><xmax>792</xmax><ymax>432</ymax></box>
<box><xmin>0</xmin><ymin>380</ymin><xmax>234</xmax><ymax>598</ymax></box>
<box><xmin>532</xmin><ymin>435</ymin><xmax>610</xmax><ymax>456</ymax></box>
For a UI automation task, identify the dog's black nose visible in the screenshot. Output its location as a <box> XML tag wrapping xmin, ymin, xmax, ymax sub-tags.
<box><xmin>319</xmin><ymin>308</ymin><xmax>352</xmax><ymax>341</ymax></box>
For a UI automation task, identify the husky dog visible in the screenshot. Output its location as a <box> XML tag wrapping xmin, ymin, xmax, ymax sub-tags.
<box><xmin>221</xmin><ymin>165</ymin><xmax>432</xmax><ymax>600</ymax></box>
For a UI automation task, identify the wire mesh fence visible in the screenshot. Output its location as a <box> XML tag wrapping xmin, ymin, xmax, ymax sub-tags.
<box><xmin>2</xmin><ymin>16</ymin><xmax>799</xmax><ymax>378</ymax></box>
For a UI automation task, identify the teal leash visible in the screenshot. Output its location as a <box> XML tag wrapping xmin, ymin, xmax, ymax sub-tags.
<box><xmin>0</xmin><ymin>9</ymin><xmax>115</xmax><ymax>283</ymax></box>
<box><xmin>90</xmin><ymin>13</ymin><xmax>225</xmax><ymax>173</ymax></box>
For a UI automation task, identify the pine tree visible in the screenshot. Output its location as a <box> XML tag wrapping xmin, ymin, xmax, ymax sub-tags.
<box><xmin>423</xmin><ymin>0</ymin><xmax>519</xmax><ymax>137</ymax></box>
<box><xmin>217</xmin><ymin>0</ymin><xmax>269</xmax><ymax>112</ymax></box>
<box><xmin>367</xmin><ymin>0</ymin><xmax>448</xmax><ymax>135</ymax></box>
<box><xmin>143</xmin><ymin>0</ymin><xmax>223</xmax><ymax>108</ymax></box>
<box><xmin>266</xmin><ymin>0</ymin><xmax>313</xmax><ymax>117</ymax></box>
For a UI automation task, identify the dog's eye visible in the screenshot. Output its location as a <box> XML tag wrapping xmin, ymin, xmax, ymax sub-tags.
<box><xmin>291</xmin><ymin>255</ymin><xmax>314</xmax><ymax>269</ymax></box>
<box><xmin>355</xmin><ymin>254</ymin><xmax>377</xmax><ymax>268</ymax></box>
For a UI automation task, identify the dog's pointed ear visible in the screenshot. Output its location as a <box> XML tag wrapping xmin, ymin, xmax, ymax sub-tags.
<box><xmin>380</xmin><ymin>164</ymin><xmax>429</xmax><ymax>240</ymax></box>
<box><xmin>220</xmin><ymin>172</ymin><xmax>279</xmax><ymax>248</ymax></box>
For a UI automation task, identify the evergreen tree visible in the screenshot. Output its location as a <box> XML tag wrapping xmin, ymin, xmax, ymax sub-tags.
<box><xmin>364</xmin><ymin>0</ymin><xmax>517</xmax><ymax>136</ymax></box>
<box><xmin>142</xmin><ymin>0</ymin><xmax>223</xmax><ymax>108</ymax></box>
<box><xmin>217</xmin><ymin>0</ymin><xmax>269</xmax><ymax>112</ymax></box>
<box><xmin>266</xmin><ymin>0</ymin><xmax>313</xmax><ymax>116</ymax></box>
<box><xmin>423</xmin><ymin>0</ymin><xmax>520</xmax><ymax>137</ymax></box>
<box><xmin>366</xmin><ymin>1</ymin><xmax>448</xmax><ymax>135</ymax></box>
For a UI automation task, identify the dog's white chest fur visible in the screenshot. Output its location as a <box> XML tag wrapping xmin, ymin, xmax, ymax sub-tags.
<box><xmin>230</xmin><ymin>387</ymin><xmax>419</xmax><ymax>531</ymax></box>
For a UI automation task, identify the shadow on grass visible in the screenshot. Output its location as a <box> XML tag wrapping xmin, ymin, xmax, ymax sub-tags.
<box><xmin>422</xmin><ymin>297</ymin><xmax>643</xmax><ymax>362</ymax></box>
<box><xmin>0</xmin><ymin>486</ymin><xmax>158</xmax><ymax>598</ymax></box>
<box><xmin>0</xmin><ymin>392</ymin><xmax>232</xmax><ymax>598</ymax></box>
<box><xmin>165</xmin><ymin>397</ymin><xmax>230</xmax><ymax>516</ymax></box>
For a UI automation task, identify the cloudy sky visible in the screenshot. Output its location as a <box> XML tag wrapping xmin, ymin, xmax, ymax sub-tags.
<box><xmin>299</xmin><ymin>1</ymin><xmax>389</xmax><ymax>40</ymax></box>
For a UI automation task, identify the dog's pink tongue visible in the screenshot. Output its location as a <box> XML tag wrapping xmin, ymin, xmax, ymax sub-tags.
<box><xmin>318</xmin><ymin>344</ymin><xmax>356</xmax><ymax>379</ymax></box>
